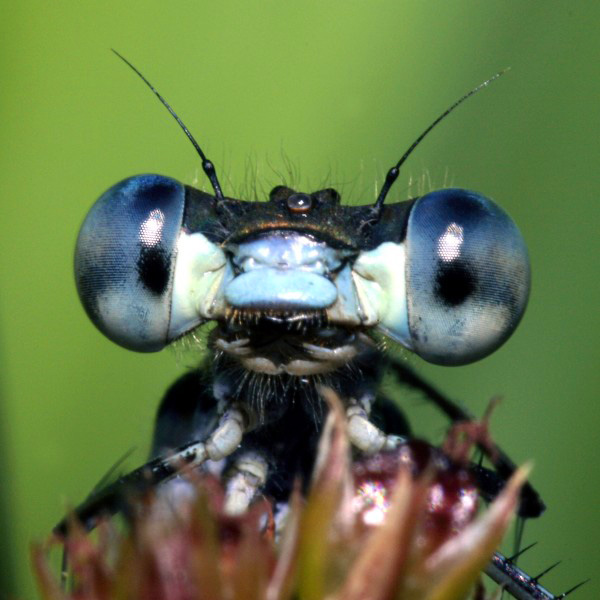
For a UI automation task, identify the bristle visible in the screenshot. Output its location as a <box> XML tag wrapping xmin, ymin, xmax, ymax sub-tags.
<box><xmin>559</xmin><ymin>579</ymin><xmax>590</xmax><ymax>598</ymax></box>
<box><xmin>507</xmin><ymin>541</ymin><xmax>537</xmax><ymax>562</ymax></box>
<box><xmin>533</xmin><ymin>561</ymin><xmax>561</xmax><ymax>582</ymax></box>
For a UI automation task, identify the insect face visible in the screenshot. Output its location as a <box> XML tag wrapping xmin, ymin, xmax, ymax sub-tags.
<box><xmin>75</xmin><ymin>179</ymin><xmax>529</xmax><ymax>367</ymax></box>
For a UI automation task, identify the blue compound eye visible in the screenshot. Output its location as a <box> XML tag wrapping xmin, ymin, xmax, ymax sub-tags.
<box><xmin>74</xmin><ymin>175</ymin><xmax>186</xmax><ymax>352</ymax></box>
<box><xmin>404</xmin><ymin>188</ymin><xmax>530</xmax><ymax>365</ymax></box>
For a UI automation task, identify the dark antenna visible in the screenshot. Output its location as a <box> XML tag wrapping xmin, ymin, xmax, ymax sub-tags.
<box><xmin>111</xmin><ymin>49</ymin><xmax>224</xmax><ymax>200</ymax></box>
<box><xmin>371</xmin><ymin>69</ymin><xmax>509</xmax><ymax>219</ymax></box>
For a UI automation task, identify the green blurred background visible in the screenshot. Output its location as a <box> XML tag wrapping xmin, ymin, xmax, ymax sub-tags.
<box><xmin>1</xmin><ymin>2</ymin><xmax>598</xmax><ymax>598</ymax></box>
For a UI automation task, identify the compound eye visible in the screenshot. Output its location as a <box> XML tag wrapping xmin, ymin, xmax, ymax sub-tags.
<box><xmin>74</xmin><ymin>175</ymin><xmax>186</xmax><ymax>352</ymax></box>
<box><xmin>405</xmin><ymin>189</ymin><xmax>530</xmax><ymax>365</ymax></box>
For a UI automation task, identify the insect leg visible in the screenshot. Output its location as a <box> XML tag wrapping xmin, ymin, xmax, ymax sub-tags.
<box><xmin>323</xmin><ymin>352</ymin><xmax>409</xmax><ymax>454</ymax></box>
<box><xmin>346</xmin><ymin>397</ymin><xmax>407</xmax><ymax>453</ymax></box>
<box><xmin>54</xmin><ymin>371</ymin><xmax>251</xmax><ymax>536</ymax></box>
<box><xmin>370</xmin><ymin>391</ymin><xmax>412</xmax><ymax>437</ymax></box>
<box><xmin>150</xmin><ymin>369</ymin><xmax>220</xmax><ymax>458</ymax></box>
<box><xmin>382</xmin><ymin>362</ymin><xmax>564</xmax><ymax>600</ymax></box>
<box><xmin>222</xmin><ymin>452</ymin><xmax>269</xmax><ymax>515</ymax></box>
<box><xmin>152</xmin><ymin>367</ymin><xmax>248</xmax><ymax>463</ymax></box>
<box><xmin>388</xmin><ymin>358</ymin><xmax>546</xmax><ymax>518</ymax></box>
<box><xmin>485</xmin><ymin>551</ymin><xmax>562</xmax><ymax>600</ymax></box>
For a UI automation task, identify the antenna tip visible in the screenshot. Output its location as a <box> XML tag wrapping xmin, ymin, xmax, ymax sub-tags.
<box><xmin>483</xmin><ymin>68</ymin><xmax>511</xmax><ymax>87</ymax></box>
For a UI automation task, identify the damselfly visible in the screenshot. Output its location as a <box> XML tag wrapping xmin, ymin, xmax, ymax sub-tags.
<box><xmin>54</xmin><ymin>52</ymin><xmax>583</xmax><ymax>599</ymax></box>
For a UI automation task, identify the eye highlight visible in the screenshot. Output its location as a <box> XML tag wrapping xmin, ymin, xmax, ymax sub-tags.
<box><xmin>436</xmin><ymin>222</ymin><xmax>464</xmax><ymax>261</ymax></box>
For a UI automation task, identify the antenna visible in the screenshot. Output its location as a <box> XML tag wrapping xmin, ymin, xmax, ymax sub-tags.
<box><xmin>371</xmin><ymin>69</ymin><xmax>509</xmax><ymax>218</ymax></box>
<box><xmin>111</xmin><ymin>49</ymin><xmax>224</xmax><ymax>200</ymax></box>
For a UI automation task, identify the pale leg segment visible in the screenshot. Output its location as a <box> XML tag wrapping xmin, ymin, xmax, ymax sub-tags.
<box><xmin>223</xmin><ymin>453</ymin><xmax>269</xmax><ymax>515</ymax></box>
<box><xmin>167</xmin><ymin>405</ymin><xmax>247</xmax><ymax>469</ymax></box>
<box><xmin>167</xmin><ymin>398</ymin><xmax>403</xmax><ymax>515</ymax></box>
<box><xmin>346</xmin><ymin>400</ymin><xmax>406</xmax><ymax>454</ymax></box>
<box><xmin>164</xmin><ymin>406</ymin><xmax>269</xmax><ymax>515</ymax></box>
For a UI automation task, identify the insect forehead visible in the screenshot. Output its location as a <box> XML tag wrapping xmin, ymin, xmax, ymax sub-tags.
<box><xmin>219</xmin><ymin>185</ymin><xmax>360</xmax><ymax>249</ymax></box>
<box><xmin>269</xmin><ymin>185</ymin><xmax>341</xmax><ymax>209</ymax></box>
